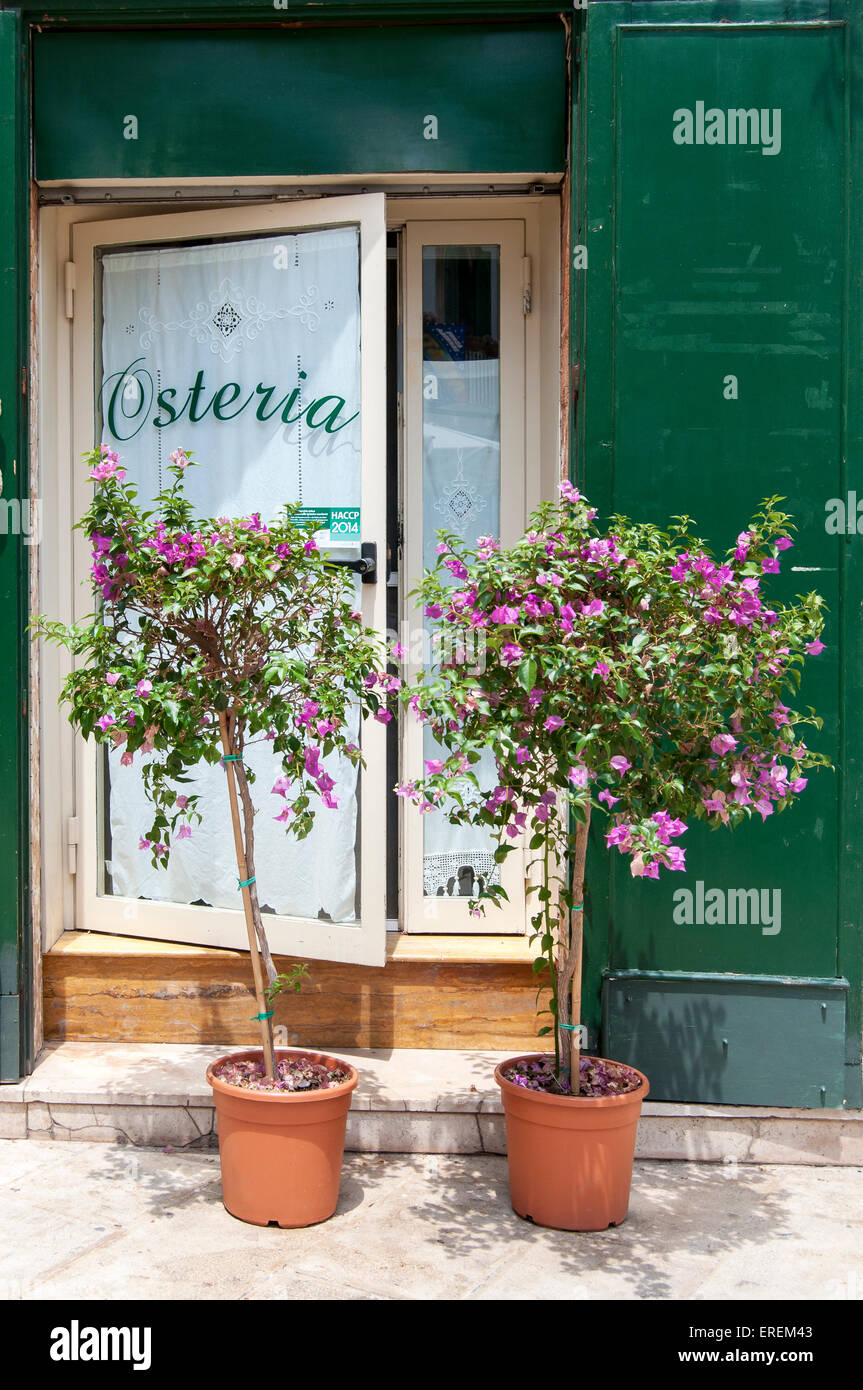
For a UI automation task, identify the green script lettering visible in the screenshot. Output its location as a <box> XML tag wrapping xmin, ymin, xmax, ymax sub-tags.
<box><xmin>305</xmin><ymin>396</ymin><xmax>360</xmax><ymax>433</ymax></box>
<box><xmin>101</xmin><ymin>362</ymin><xmax>359</xmax><ymax>439</ymax></box>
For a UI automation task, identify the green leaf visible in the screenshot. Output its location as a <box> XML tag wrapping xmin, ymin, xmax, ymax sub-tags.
<box><xmin>517</xmin><ymin>657</ymin><xmax>538</xmax><ymax>693</ymax></box>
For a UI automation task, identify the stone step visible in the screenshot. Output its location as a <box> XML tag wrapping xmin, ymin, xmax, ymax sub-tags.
<box><xmin>1</xmin><ymin>1042</ymin><xmax>861</xmax><ymax>1164</ymax></box>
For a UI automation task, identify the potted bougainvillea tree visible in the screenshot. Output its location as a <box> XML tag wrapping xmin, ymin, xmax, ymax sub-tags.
<box><xmin>399</xmin><ymin>481</ymin><xmax>828</xmax><ymax>1231</ymax></box>
<box><xmin>36</xmin><ymin>445</ymin><xmax>394</xmax><ymax>1228</ymax></box>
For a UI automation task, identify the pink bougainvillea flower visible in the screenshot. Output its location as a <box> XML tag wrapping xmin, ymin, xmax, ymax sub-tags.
<box><xmin>106</xmin><ymin>673</ymin><xmax>120</xmax><ymax>686</ymax></box>
<box><xmin>559</xmin><ymin>603</ymin><xmax>576</xmax><ymax>632</ymax></box>
<box><xmin>227</xmin><ymin>552</ymin><xmax>245</xmax><ymax>568</ymax></box>
<box><xmin>605</xmin><ymin>823</ymin><xmax>633</xmax><ymax>848</ymax></box>
<box><xmin>435</xmin><ymin>541</ymin><xmax>450</xmax><ymax>555</ymax></box>
<box><xmin>762</xmin><ymin>557</ymin><xmax>781</xmax><ymax>574</ymax></box>
<box><xmin>598</xmin><ymin>789</ymin><xmax>619</xmax><ymax>808</ymax></box>
<box><xmin>96</xmin><ymin>714</ymin><xmax>116</xmax><ymax>732</ymax></box>
<box><xmin>568</xmin><ymin>764</ymin><xmax>589</xmax><ymax>789</ymax></box>
<box><xmin>710</xmin><ymin>733</ymin><xmax>738</xmax><ymax>756</ymax></box>
<box><xmin>775</xmin><ymin>536</ymin><xmax>793</xmax><ymax>550</ymax></box>
<box><xmin>424</xmin><ymin>603</ymin><xmax>443</xmax><ymax>619</ymax></box>
<box><xmin>374</xmin><ymin>707</ymin><xmax>393</xmax><ymax>724</ymax></box>
<box><xmin>592</xmin><ymin>661</ymin><xmax>610</xmax><ymax>680</ymax></box>
<box><xmin>444</xmin><ymin>557</ymin><xmax>469</xmax><ymax>582</ymax></box>
<box><xmin>516</xmin><ymin>747</ymin><xmax>532</xmax><ymax>765</ymax></box>
<box><xmin>271</xmin><ymin>777</ymin><xmax>291</xmax><ymax>796</ymax></box>
<box><xmin>806</xmin><ymin>638</ymin><xmax>824</xmax><ymax>655</ymax></box>
<box><xmin>501</xmin><ymin>642</ymin><xmax>524</xmax><ymax>665</ymax></box>
<box><xmin>176</xmin><ymin>824</ymin><xmax>192</xmax><ymax>841</ymax></box>
<box><xmin>424</xmin><ymin>759</ymin><xmax>445</xmax><ymax>775</ymax></box>
<box><xmin>138</xmin><ymin>837</ymin><xmax>151</xmax><ymax>851</ymax></box>
<box><xmin>544</xmin><ymin>715</ymin><xmax>565</xmax><ymax>732</ymax></box>
<box><xmin>609</xmin><ymin>755</ymin><xmax>631</xmax><ymax>775</ymax></box>
<box><xmin>136</xmin><ymin>680</ymin><xmax>153</xmax><ymax>698</ymax></box>
<box><xmin>120</xmin><ymin>751</ymin><xmax>134</xmax><ymax>767</ymax></box>
<box><xmin>175</xmin><ymin>795</ymin><xmax>189</xmax><ymax>810</ymax></box>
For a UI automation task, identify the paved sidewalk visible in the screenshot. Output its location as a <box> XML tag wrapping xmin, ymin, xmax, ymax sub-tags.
<box><xmin>0</xmin><ymin>1140</ymin><xmax>861</xmax><ymax>1300</ymax></box>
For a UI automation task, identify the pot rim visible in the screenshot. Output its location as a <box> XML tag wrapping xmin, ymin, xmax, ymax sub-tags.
<box><xmin>207</xmin><ymin>1047</ymin><xmax>359</xmax><ymax>1103</ymax></box>
<box><xmin>495</xmin><ymin>1052</ymin><xmax>649</xmax><ymax>1108</ymax></box>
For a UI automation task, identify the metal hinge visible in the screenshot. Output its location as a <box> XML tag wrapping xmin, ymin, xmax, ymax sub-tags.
<box><xmin>522</xmin><ymin>256</ymin><xmax>533</xmax><ymax>315</ymax></box>
<box><xmin>67</xmin><ymin>816</ymin><xmax>80</xmax><ymax>876</ymax></box>
<box><xmin>64</xmin><ymin>261</ymin><xmax>75</xmax><ymax>320</ymax></box>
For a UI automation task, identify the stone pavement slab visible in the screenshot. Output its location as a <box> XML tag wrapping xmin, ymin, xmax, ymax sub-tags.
<box><xmin>0</xmin><ymin>1140</ymin><xmax>861</xmax><ymax>1301</ymax></box>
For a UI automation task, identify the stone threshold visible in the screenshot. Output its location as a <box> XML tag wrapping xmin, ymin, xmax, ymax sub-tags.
<box><xmin>1</xmin><ymin>1042</ymin><xmax>861</xmax><ymax>1164</ymax></box>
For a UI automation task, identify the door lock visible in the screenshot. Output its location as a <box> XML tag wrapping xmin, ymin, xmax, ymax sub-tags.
<box><xmin>325</xmin><ymin>541</ymin><xmax>377</xmax><ymax>584</ymax></box>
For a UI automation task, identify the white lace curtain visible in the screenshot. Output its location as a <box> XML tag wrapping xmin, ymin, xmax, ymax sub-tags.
<box><xmin>99</xmin><ymin>228</ymin><xmax>363</xmax><ymax>920</ymax></box>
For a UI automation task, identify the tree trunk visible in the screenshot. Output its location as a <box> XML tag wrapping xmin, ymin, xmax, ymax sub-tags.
<box><xmin>555</xmin><ymin>807</ymin><xmax>591</xmax><ymax>1094</ymax></box>
<box><xmin>218</xmin><ymin>710</ymin><xmax>276</xmax><ymax>1078</ymax></box>
<box><xmin>234</xmin><ymin>760</ymin><xmax>278</xmax><ymax>990</ymax></box>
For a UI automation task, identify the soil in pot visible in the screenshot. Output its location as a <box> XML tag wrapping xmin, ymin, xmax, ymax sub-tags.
<box><xmin>207</xmin><ymin>1048</ymin><xmax>358</xmax><ymax>1229</ymax></box>
<box><xmin>495</xmin><ymin>1053</ymin><xmax>649</xmax><ymax>1232</ymax></box>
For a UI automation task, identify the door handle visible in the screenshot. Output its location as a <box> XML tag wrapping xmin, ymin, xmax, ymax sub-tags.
<box><xmin>324</xmin><ymin>541</ymin><xmax>377</xmax><ymax>584</ymax></box>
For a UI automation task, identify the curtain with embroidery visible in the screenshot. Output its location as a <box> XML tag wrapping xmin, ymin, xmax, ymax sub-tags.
<box><xmin>98</xmin><ymin>228</ymin><xmax>363</xmax><ymax>920</ymax></box>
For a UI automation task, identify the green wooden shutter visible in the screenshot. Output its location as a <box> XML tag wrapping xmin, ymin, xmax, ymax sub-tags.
<box><xmin>0</xmin><ymin>9</ymin><xmax>30</xmax><ymax>1084</ymax></box>
<box><xmin>575</xmin><ymin>1</ymin><xmax>862</xmax><ymax>1106</ymax></box>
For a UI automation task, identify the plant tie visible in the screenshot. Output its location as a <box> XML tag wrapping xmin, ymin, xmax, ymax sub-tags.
<box><xmin>221</xmin><ymin>754</ymin><xmax>241</xmax><ymax>763</ymax></box>
<box><xmin>237</xmin><ymin>876</ymin><xmax>256</xmax><ymax>889</ymax></box>
<box><xmin>251</xmin><ymin>1010</ymin><xmax>274</xmax><ymax>1022</ymax></box>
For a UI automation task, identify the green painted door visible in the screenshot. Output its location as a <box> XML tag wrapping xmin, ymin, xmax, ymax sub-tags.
<box><xmin>576</xmin><ymin>1</ymin><xmax>862</xmax><ymax>1106</ymax></box>
<box><xmin>0</xmin><ymin>8</ymin><xmax>29</xmax><ymax>1084</ymax></box>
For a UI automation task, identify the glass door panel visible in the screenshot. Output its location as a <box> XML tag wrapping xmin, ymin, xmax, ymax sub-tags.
<box><xmin>403</xmin><ymin>222</ymin><xmax>527</xmax><ymax>933</ymax></box>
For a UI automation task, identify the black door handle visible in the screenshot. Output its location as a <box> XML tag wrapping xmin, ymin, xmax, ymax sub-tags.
<box><xmin>324</xmin><ymin>541</ymin><xmax>377</xmax><ymax>584</ymax></box>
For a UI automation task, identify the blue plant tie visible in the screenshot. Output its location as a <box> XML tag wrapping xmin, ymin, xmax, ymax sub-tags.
<box><xmin>237</xmin><ymin>876</ymin><xmax>256</xmax><ymax>889</ymax></box>
<box><xmin>221</xmin><ymin>754</ymin><xmax>241</xmax><ymax>763</ymax></box>
<box><xmin>560</xmin><ymin>1022</ymin><xmax>580</xmax><ymax>1032</ymax></box>
<box><xmin>251</xmin><ymin>1010</ymin><xmax>274</xmax><ymax>1022</ymax></box>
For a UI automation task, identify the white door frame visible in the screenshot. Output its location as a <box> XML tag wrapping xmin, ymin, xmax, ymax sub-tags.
<box><xmin>63</xmin><ymin>195</ymin><xmax>389</xmax><ymax>965</ymax></box>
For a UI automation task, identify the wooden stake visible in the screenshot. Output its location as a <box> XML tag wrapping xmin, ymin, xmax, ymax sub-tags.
<box><xmin>218</xmin><ymin>709</ymin><xmax>275</xmax><ymax>1078</ymax></box>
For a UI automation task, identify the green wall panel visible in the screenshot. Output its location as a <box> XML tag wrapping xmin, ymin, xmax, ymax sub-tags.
<box><xmin>605</xmin><ymin>974</ymin><xmax>847</xmax><ymax>1106</ymax></box>
<box><xmin>608</xmin><ymin>22</ymin><xmax>842</xmax><ymax>976</ymax></box>
<box><xmin>33</xmin><ymin>24</ymin><xmax>567</xmax><ymax>180</ymax></box>
<box><xmin>576</xmin><ymin>3</ymin><xmax>859</xmax><ymax>1106</ymax></box>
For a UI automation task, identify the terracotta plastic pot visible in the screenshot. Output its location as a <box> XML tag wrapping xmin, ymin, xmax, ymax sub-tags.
<box><xmin>207</xmin><ymin>1048</ymin><xmax>358</xmax><ymax>1228</ymax></box>
<box><xmin>495</xmin><ymin>1053</ymin><xmax>649</xmax><ymax>1232</ymax></box>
